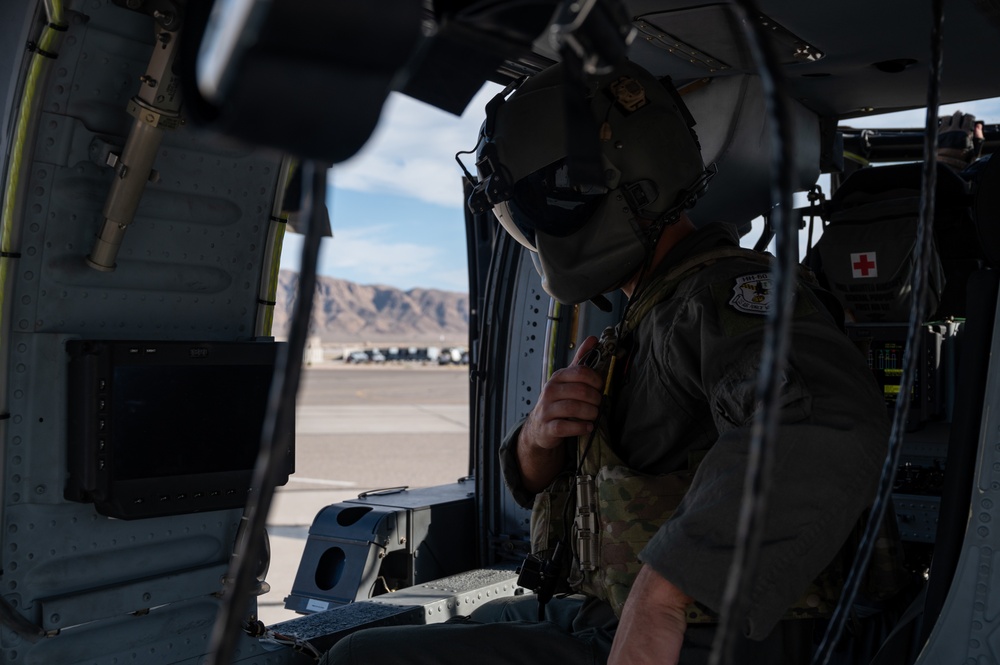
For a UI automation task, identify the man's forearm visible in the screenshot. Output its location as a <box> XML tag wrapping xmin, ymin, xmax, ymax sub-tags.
<box><xmin>516</xmin><ymin>427</ymin><xmax>567</xmax><ymax>494</ymax></box>
<box><xmin>609</xmin><ymin>564</ymin><xmax>691</xmax><ymax>665</ymax></box>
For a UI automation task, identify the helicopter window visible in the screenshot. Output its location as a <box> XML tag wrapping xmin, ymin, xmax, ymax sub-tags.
<box><xmin>263</xmin><ymin>86</ymin><xmax>499</xmax><ymax>625</ymax></box>
<box><xmin>736</xmin><ymin>96</ymin><xmax>1000</xmax><ymax>261</ymax></box>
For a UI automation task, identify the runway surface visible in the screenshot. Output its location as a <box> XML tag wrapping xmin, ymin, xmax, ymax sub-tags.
<box><xmin>260</xmin><ymin>364</ymin><xmax>471</xmax><ymax>625</ymax></box>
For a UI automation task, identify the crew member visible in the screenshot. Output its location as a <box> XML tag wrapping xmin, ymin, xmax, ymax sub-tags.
<box><xmin>321</xmin><ymin>59</ymin><xmax>889</xmax><ymax>665</ymax></box>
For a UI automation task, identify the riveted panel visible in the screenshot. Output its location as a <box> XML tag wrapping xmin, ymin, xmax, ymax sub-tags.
<box><xmin>506</xmin><ymin>276</ymin><xmax>548</xmax><ymax>423</ymax></box>
<box><xmin>1</xmin><ymin>333</ymin><xmax>255</xmax><ymax>664</ymax></box>
<box><xmin>919</xmin><ymin>286</ymin><xmax>1000</xmax><ymax>663</ymax></box>
<box><xmin>10</xmin><ymin>0</ymin><xmax>284</xmax><ymax>342</ymax></box>
<box><xmin>0</xmin><ymin>0</ymin><xmax>292</xmax><ymax>662</ymax></box>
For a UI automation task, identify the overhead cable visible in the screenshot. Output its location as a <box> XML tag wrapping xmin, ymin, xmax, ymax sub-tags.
<box><xmin>207</xmin><ymin>162</ymin><xmax>328</xmax><ymax>665</ymax></box>
<box><xmin>709</xmin><ymin>0</ymin><xmax>799</xmax><ymax>662</ymax></box>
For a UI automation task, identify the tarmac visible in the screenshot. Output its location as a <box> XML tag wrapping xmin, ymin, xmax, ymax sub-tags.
<box><xmin>257</xmin><ymin>364</ymin><xmax>471</xmax><ymax>625</ymax></box>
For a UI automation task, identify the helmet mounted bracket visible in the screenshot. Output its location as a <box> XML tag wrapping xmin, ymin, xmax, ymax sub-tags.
<box><xmin>461</xmin><ymin>76</ymin><xmax>524</xmax><ymax>214</ymax></box>
<box><xmin>468</xmin><ymin>142</ymin><xmax>513</xmax><ymax>213</ymax></box>
<box><xmin>641</xmin><ymin>162</ymin><xmax>718</xmax><ymax>246</ymax></box>
<box><xmin>622</xmin><ymin>179</ymin><xmax>660</xmax><ymax>217</ymax></box>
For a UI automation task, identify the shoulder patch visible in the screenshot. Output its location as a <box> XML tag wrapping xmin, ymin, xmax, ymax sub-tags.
<box><xmin>709</xmin><ymin>273</ymin><xmax>820</xmax><ymax>337</ymax></box>
<box><xmin>729</xmin><ymin>272</ymin><xmax>773</xmax><ymax>315</ymax></box>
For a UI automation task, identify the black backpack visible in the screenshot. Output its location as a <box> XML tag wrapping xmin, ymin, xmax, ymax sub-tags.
<box><xmin>811</xmin><ymin>162</ymin><xmax>980</xmax><ymax>322</ymax></box>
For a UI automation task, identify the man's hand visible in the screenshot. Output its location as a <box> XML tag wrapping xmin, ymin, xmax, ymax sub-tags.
<box><xmin>938</xmin><ymin>110</ymin><xmax>985</xmax><ymax>169</ymax></box>
<box><xmin>517</xmin><ymin>335</ymin><xmax>604</xmax><ymax>494</ymax></box>
<box><xmin>609</xmin><ymin>565</ymin><xmax>692</xmax><ymax>665</ymax></box>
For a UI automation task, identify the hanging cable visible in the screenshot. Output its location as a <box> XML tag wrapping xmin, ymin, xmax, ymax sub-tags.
<box><xmin>708</xmin><ymin>0</ymin><xmax>799</xmax><ymax>663</ymax></box>
<box><xmin>243</xmin><ymin>618</ymin><xmax>323</xmax><ymax>661</ymax></box>
<box><xmin>207</xmin><ymin>161</ymin><xmax>329</xmax><ymax>665</ymax></box>
<box><xmin>812</xmin><ymin>0</ymin><xmax>944</xmax><ymax>662</ymax></box>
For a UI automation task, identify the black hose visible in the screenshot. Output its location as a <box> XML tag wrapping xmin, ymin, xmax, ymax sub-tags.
<box><xmin>812</xmin><ymin>0</ymin><xmax>944</xmax><ymax>661</ymax></box>
<box><xmin>708</xmin><ymin>1</ymin><xmax>798</xmax><ymax>662</ymax></box>
<box><xmin>0</xmin><ymin>596</ymin><xmax>45</xmax><ymax>642</ymax></box>
<box><xmin>207</xmin><ymin>161</ymin><xmax>328</xmax><ymax>665</ymax></box>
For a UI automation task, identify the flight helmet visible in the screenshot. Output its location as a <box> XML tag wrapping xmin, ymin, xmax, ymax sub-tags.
<box><xmin>469</xmin><ymin>60</ymin><xmax>711</xmax><ymax>304</ymax></box>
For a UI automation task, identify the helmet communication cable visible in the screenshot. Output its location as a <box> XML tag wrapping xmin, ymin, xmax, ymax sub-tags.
<box><xmin>708</xmin><ymin>0</ymin><xmax>800</xmax><ymax>662</ymax></box>
<box><xmin>207</xmin><ymin>162</ymin><xmax>328</xmax><ymax>665</ymax></box>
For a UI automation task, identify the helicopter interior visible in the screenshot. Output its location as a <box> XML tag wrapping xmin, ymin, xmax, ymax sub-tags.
<box><xmin>2</xmin><ymin>0</ymin><xmax>1000</xmax><ymax>664</ymax></box>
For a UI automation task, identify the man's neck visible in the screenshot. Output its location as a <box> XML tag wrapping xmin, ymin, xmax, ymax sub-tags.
<box><xmin>620</xmin><ymin>215</ymin><xmax>697</xmax><ymax>299</ymax></box>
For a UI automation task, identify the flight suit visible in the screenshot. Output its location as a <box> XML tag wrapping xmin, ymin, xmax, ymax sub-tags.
<box><xmin>320</xmin><ymin>223</ymin><xmax>889</xmax><ymax>664</ymax></box>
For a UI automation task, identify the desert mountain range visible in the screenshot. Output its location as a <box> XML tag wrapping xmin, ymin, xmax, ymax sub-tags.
<box><xmin>272</xmin><ymin>270</ymin><xmax>470</xmax><ymax>345</ymax></box>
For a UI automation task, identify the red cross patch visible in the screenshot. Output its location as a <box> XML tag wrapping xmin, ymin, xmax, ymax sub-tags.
<box><xmin>850</xmin><ymin>252</ymin><xmax>878</xmax><ymax>279</ymax></box>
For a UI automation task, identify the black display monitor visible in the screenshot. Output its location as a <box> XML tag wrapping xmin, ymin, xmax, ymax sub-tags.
<box><xmin>66</xmin><ymin>340</ymin><xmax>294</xmax><ymax>519</ymax></box>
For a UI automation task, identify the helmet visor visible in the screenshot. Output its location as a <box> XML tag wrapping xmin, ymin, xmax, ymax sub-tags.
<box><xmin>502</xmin><ymin>159</ymin><xmax>608</xmax><ymax>247</ymax></box>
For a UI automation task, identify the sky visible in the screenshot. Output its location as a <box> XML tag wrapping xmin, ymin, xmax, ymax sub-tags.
<box><xmin>278</xmin><ymin>84</ymin><xmax>503</xmax><ymax>293</ymax></box>
<box><xmin>279</xmin><ymin>85</ymin><xmax>1000</xmax><ymax>294</ymax></box>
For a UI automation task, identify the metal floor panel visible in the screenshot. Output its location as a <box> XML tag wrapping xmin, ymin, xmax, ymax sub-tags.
<box><xmin>271</xmin><ymin>568</ymin><xmax>523</xmax><ymax>653</ymax></box>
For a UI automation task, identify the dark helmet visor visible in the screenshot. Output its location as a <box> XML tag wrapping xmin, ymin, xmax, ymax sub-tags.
<box><xmin>505</xmin><ymin>159</ymin><xmax>608</xmax><ymax>246</ymax></box>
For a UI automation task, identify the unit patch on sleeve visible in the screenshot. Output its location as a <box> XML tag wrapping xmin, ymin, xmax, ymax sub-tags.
<box><xmin>729</xmin><ymin>272</ymin><xmax>773</xmax><ymax>315</ymax></box>
<box><xmin>711</xmin><ymin>270</ymin><xmax>817</xmax><ymax>337</ymax></box>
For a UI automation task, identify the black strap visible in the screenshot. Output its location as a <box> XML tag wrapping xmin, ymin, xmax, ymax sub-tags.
<box><xmin>26</xmin><ymin>41</ymin><xmax>58</xmax><ymax>59</ymax></box>
<box><xmin>0</xmin><ymin>252</ymin><xmax>21</xmax><ymax>259</ymax></box>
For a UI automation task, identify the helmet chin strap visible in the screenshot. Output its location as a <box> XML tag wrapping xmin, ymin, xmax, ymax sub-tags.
<box><xmin>595</xmin><ymin>218</ymin><xmax>662</xmax><ymax>324</ymax></box>
<box><xmin>649</xmin><ymin>163</ymin><xmax>718</xmax><ymax>232</ymax></box>
<box><xmin>625</xmin><ymin>231</ymin><xmax>663</xmax><ymax>302</ymax></box>
<box><xmin>595</xmin><ymin>195</ymin><xmax>677</xmax><ymax>311</ymax></box>
<box><xmin>621</xmin><ymin>161</ymin><xmax>719</xmax><ymax>300</ymax></box>
<box><xmin>589</xmin><ymin>293</ymin><xmax>614</xmax><ymax>312</ymax></box>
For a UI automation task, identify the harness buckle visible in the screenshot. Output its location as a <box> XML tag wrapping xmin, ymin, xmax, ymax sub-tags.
<box><xmin>574</xmin><ymin>474</ymin><xmax>598</xmax><ymax>571</ymax></box>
